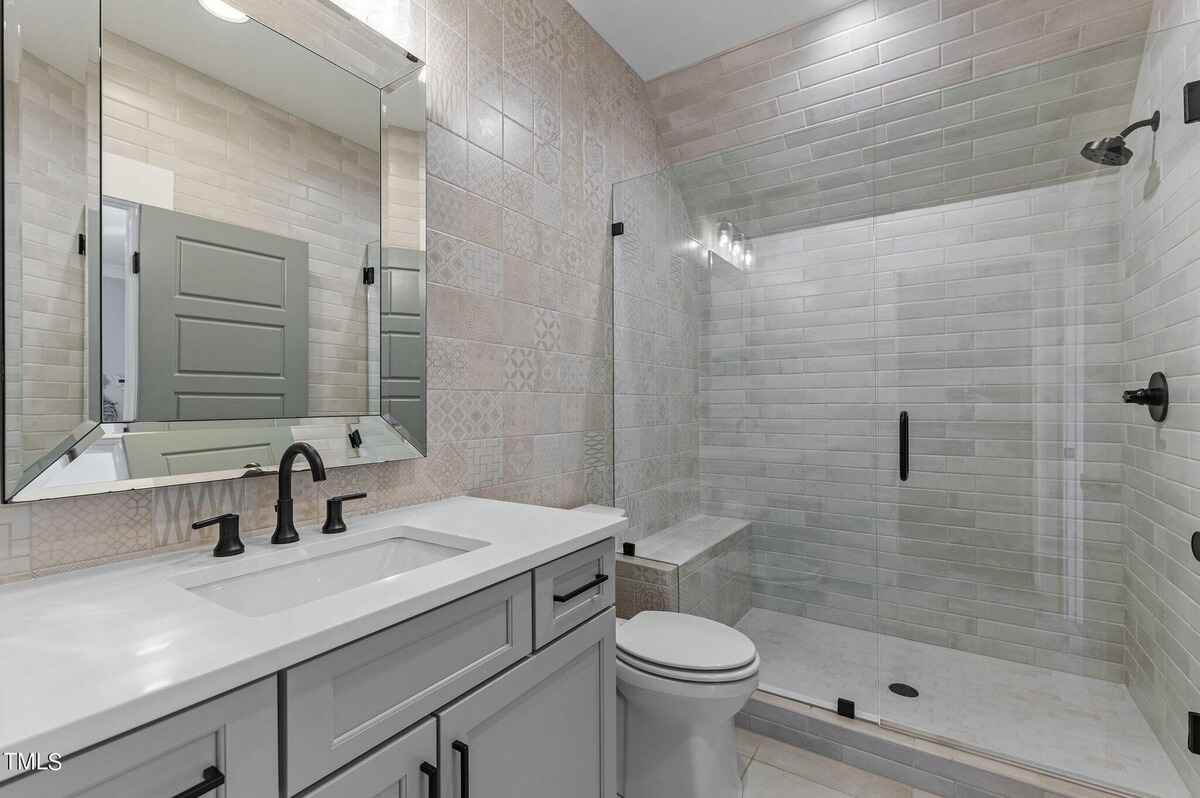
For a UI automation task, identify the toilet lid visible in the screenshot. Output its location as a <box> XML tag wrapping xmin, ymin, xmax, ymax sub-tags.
<box><xmin>616</xmin><ymin>612</ymin><xmax>757</xmax><ymax>672</ymax></box>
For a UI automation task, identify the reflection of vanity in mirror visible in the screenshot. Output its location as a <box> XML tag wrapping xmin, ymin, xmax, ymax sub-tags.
<box><xmin>3</xmin><ymin>0</ymin><xmax>427</xmax><ymax>501</ymax></box>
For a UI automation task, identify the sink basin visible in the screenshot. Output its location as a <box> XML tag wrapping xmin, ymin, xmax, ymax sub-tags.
<box><xmin>180</xmin><ymin>528</ymin><xmax>482</xmax><ymax>617</ymax></box>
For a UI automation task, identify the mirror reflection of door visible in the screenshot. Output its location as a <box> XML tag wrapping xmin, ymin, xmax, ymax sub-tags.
<box><xmin>137</xmin><ymin>207</ymin><xmax>310</xmax><ymax>421</ymax></box>
<box><xmin>100</xmin><ymin>198</ymin><xmax>139</xmax><ymax>421</ymax></box>
<box><xmin>381</xmin><ymin>248</ymin><xmax>426</xmax><ymax>444</ymax></box>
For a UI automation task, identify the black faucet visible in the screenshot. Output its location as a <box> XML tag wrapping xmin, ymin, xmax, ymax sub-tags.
<box><xmin>271</xmin><ymin>442</ymin><xmax>327</xmax><ymax>545</ymax></box>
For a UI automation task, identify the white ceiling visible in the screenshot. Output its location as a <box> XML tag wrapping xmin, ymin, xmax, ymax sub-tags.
<box><xmin>568</xmin><ymin>0</ymin><xmax>853</xmax><ymax>80</ymax></box>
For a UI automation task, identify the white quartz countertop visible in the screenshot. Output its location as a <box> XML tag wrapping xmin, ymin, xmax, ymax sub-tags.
<box><xmin>0</xmin><ymin>497</ymin><xmax>623</xmax><ymax>771</ymax></box>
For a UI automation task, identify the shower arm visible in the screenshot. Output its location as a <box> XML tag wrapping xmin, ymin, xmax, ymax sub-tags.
<box><xmin>1120</xmin><ymin>111</ymin><xmax>1161</xmax><ymax>138</ymax></box>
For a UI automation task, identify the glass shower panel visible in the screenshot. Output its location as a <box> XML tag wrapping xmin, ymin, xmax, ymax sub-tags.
<box><xmin>870</xmin><ymin>30</ymin><xmax>1182</xmax><ymax>796</ymax></box>
<box><xmin>611</xmin><ymin>170</ymin><xmax>720</xmax><ymax>622</ymax></box>
<box><xmin>681</xmin><ymin>121</ymin><xmax>885</xmax><ymax>716</ymax></box>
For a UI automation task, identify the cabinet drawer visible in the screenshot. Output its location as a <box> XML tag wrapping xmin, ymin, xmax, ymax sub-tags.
<box><xmin>283</xmin><ymin>575</ymin><xmax>532</xmax><ymax>795</ymax></box>
<box><xmin>304</xmin><ymin>717</ymin><xmax>436</xmax><ymax>798</ymax></box>
<box><xmin>0</xmin><ymin>679</ymin><xmax>276</xmax><ymax>798</ymax></box>
<box><xmin>533</xmin><ymin>539</ymin><xmax>615</xmax><ymax>648</ymax></box>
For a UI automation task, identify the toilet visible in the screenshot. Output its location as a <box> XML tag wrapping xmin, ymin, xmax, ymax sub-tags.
<box><xmin>617</xmin><ymin>611</ymin><xmax>760</xmax><ymax>798</ymax></box>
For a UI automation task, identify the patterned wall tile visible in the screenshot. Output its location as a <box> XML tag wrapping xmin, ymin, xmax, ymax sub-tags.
<box><xmin>152</xmin><ymin>480</ymin><xmax>246</xmax><ymax>548</ymax></box>
<box><xmin>468</xmin><ymin>49</ymin><xmax>503</xmax><ymax>110</ymax></box>
<box><xmin>504</xmin><ymin>346</ymin><xmax>539</xmax><ymax>391</ymax></box>
<box><xmin>467</xmin><ymin>141</ymin><xmax>505</xmax><ymax>203</ymax></box>
<box><xmin>428</xmin><ymin>389</ymin><xmax>505</xmax><ymax>440</ymax></box>
<box><xmin>533</xmin><ymin>308</ymin><xmax>562</xmax><ymax>350</ymax></box>
<box><xmin>468</xmin><ymin>95</ymin><xmax>503</xmax><ymax>155</ymax></box>
<box><xmin>461</xmin><ymin>438</ymin><xmax>504</xmax><ymax>488</ymax></box>
<box><xmin>31</xmin><ymin>492</ymin><xmax>154</xmax><ymax>573</ymax></box>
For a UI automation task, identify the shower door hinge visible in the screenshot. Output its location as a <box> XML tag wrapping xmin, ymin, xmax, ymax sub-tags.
<box><xmin>611</xmin><ymin>222</ymin><xmax>625</xmax><ymax>237</ymax></box>
<box><xmin>362</xmin><ymin>266</ymin><xmax>375</xmax><ymax>285</ymax></box>
<box><xmin>77</xmin><ymin>233</ymin><xmax>86</xmax><ymax>256</ymax></box>
<box><xmin>131</xmin><ymin>251</ymin><xmax>140</xmax><ymax>274</ymax></box>
<box><xmin>1189</xmin><ymin>712</ymin><xmax>1200</xmax><ymax>754</ymax></box>
<box><xmin>837</xmin><ymin>698</ymin><xmax>855</xmax><ymax>720</ymax></box>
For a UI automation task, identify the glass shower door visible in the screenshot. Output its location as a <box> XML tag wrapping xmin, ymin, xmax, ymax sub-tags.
<box><xmin>713</xmin><ymin>166</ymin><xmax>883</xmax><ymax>717</ymax></box>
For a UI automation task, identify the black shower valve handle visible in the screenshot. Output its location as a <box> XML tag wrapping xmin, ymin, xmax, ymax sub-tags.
<box><xmin>1122</xmin><ymin>387</ymin><xmax>1162</xmax><ymax>405</ymax></box>
<box><xmin>1123</xmin><ymin>371</ymin><xmax>1169</xmax><ymax>422</ymax></box>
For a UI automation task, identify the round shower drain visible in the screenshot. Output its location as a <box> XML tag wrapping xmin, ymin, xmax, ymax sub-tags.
<box><xmin>889</xmin><ymin>682</ymin><xmax>919</xmax><ymax>698</ymax></box>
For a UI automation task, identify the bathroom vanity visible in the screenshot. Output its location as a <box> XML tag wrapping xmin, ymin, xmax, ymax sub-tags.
<box><xmin>0</xmin><ymin>498</ymin><xmax>620</xmax><ymax>798</ymax></box>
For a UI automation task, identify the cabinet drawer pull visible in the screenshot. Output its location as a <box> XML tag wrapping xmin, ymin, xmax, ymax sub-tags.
<box><xmin>553</xmin><ymin>573</ymin><xmax>609</xmax><ymax>603</ymax></box>
<box><xmin>421</xmin><ymin>761</ymin><xmax>439</xmax><ymax>798</ymax></box>
<box><xmin>171</xmin><ymin>766</ymin><xmax>225</xmax><ymax>798</ymax></box>
<box><xmin>452</xmin><ymin>740</ymin><xmax>469</xmax><ymax>798</ymax></box>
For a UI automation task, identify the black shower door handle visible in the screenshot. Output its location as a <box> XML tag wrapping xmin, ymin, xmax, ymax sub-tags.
<box><xmin>899</xmin><ymin>411</ymin><xmax>909</xmax><ymax>482</ymax></box>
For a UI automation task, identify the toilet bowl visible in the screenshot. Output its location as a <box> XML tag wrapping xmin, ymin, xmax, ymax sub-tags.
<box><xmin>616</xmin><ymin>612</ymin><xmax>760</xmax><ymax>798</ymax></box>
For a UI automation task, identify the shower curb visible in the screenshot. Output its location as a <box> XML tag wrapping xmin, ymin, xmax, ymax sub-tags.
<box><xmin>737</xmin><ymin>691</ymin><xmax>1150</xmax><ymax>798</ymax></box>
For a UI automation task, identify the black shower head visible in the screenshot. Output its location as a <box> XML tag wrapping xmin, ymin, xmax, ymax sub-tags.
<box><xmin>1081</xmin><ymin>136</ymin><xmax>1133</xmax><ymax>166</ymax></box>
<box><xmin>1080</xmin><ymin>111</ymin><xmax>1160</xmax><ymax>166</ymax></box>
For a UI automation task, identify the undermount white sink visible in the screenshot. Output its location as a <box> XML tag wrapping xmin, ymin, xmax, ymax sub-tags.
<box><xmin>178</xmin><ymin>527</ymin><xmax>485</xmax><ymax>617</ymax></box>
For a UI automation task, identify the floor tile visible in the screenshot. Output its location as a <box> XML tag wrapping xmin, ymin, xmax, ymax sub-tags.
<box><xmin>742</xmin><ymin>761</ymin><xmax>854</xmax><ymax>798</ymax></box>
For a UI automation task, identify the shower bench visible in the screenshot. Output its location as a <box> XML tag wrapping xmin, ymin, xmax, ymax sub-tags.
<box><xmin>613</xmin><ymin>514</ymin><xmax>751</xmax><ymax>626</ymax></box>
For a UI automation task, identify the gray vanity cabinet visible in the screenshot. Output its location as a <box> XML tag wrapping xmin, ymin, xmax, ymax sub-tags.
<box><xmin>0</xmin><ymin>679</ymin><xmax>276</xmax><ymax>798</ymax></box>
<box><xmin>436</xmin><ymin>609</ymin><xmax>616</xmax><ymax>798</ymax></box>
<box><xmin>303</xmin><ymin>718</ymin><xmax>437</xmax><ymax>798</ymax></box>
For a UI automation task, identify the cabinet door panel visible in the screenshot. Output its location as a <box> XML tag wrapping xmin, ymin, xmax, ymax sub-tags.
<box><xmin>0</xmin><ymin>679</ymin><xmax>276</xmax><ymax>798</ymax></box>
<box><xmin>305</xmin><ymin>718</ymin><xmax>436</xmax><ymax>798</ymax></box>
<box><xmin>438</xmin><ymin>609</ymin><xmax>615</xmax><ymax>798</ymax></box>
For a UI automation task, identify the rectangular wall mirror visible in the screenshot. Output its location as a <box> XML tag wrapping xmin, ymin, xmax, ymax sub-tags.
<box><xmin>2</xmin><ymin>0</ymin><xmax>427</xmax><ymax>501</ymax></box>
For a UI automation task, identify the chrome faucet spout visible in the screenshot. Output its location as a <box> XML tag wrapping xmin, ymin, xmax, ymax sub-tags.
<box><xmin>271</xmin><ymin>442</ymin><xmax>327</xmax><ymax>544</ymax></box>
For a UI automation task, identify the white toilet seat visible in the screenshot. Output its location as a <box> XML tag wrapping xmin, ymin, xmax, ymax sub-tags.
<box><xmin>617</xmin><ymin>611</ymin><xmax>757</xmax><ymax>672</ymax></box>
<box><xmin>617</xmin><ymin>647</ymin><xmax>761</xmax><ymax>684</ymax></box>
<box><xmin>616</xmin><ymin>653</ymin><xmax>760</xmax><ymax>703</ymax></box>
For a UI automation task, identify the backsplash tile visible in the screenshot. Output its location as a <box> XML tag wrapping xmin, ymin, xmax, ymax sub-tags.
<box><xmin>30</xmin><ymin>491</ymin><xmax>154</xmax><ymax>573</ymax></box>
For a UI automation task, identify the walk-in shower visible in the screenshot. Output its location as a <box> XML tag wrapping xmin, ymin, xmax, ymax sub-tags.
<box><xmin>613</xmin><ymin>9</ymin><xmax>1200</xmax><ymax>798</ymax></box>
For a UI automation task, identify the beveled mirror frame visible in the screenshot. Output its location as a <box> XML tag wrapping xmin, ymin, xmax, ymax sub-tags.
<box><xmin>1</xmin><ymin>0</ymin><xmax>429</xmax><ymax>502</ymax></box>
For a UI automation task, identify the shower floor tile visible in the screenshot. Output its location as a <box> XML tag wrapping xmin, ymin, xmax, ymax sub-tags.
<box><xmin>736</xmin><ymin>608</ymin><xmax>1187</xmax><ymax>798</ymax></box>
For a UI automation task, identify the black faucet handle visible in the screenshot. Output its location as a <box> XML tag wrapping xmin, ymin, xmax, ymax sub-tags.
<box><xmin>193</xmin><ymin>513</ymin><xmax>245</xmax><ymax>558</ymax></box>
<box><xmin>322</xmin><ymin>493</ymin><xmax>368</xmax><ymax>535</ymax></box>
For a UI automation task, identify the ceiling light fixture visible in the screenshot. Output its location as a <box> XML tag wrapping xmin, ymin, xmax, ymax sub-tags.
<box><xmin>198</xmin><ymin>0</ymin><xmax>250</xmax><ymax>23</ymax></box>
